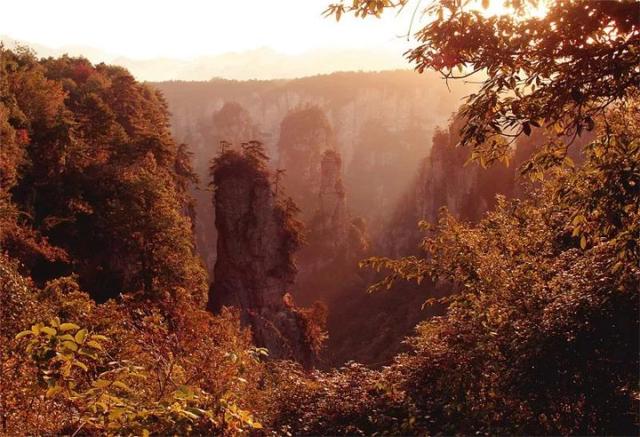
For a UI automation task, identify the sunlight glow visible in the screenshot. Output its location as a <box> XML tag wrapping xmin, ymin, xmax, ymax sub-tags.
<box><xmin>0</xmin><ymin>0</ymin><xmax>414</xmax><ymax>60</ymax></box>
<box><xmin>469</xmin><ymin>0</ymin><xmax>549</xmax><ymax>19</ymax></box>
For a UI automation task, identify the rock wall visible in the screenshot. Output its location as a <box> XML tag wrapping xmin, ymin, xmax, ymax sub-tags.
<box><xmin>295</xmin><ymin>150</ymin><xmax>369</xmax><ymax>307</ymax></box>
<box><xmin>208</xmin><ymin>148</ymin><xmax>317</xmax><ymax>367</ymax></box>
<box><xmin>277</xmin><ymin>106</ymin><xmax>335</xmax><ymax>218</ymax></box>
<box><xmin>316</xmin><ymin>150</ymin><xmax>349</xmax><ymax>241</ymax></box>
<box><xmin>190</xmin><ymin>102</ymin><xmax>261</xmax><ymax>275</ymax></box>
<box><xmin>152</xmin><ymin>70</ymin><xmax>476</xmax><ymax>243</ymax></box>
<box><xmin>325</xmin><ymin>117</ymin><xmax>519</xmax><ymax>367</ymax></box>
<box><xmin>382</xmin><ymin>118</ymin><xmax>516</xmax><ymax>257</ymax></box>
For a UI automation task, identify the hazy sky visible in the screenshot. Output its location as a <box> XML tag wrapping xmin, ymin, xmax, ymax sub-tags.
<box><xmin>0</xmin><ymin>0</ymin><xmax>417</xmax><ymax>59</ymax></box>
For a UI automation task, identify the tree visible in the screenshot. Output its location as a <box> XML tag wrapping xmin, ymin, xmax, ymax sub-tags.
<box><xmin>325</xmin><ymin>0</ymin><xmax>639</xmax><ymax>170</ymax></box>
<box><xmin>315</xmin><ymin>0</ymin><xmax>640</xmax><ymax>434</ymax></box>
<box><xmin>0</xmin><ymin>47</ymin><xmax>206</xmax><ymax>302</ymax></box>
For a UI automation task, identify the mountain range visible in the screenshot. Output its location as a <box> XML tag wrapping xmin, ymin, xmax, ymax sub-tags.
<box><xmin>1</xmin><ymin>35</ymin><xmax>409</xmax><ymax>81</ymax></box>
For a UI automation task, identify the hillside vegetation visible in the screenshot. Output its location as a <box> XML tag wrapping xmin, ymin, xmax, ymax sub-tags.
<box><xmin>1</xmin><ymin>0</ymin><xmax>639</xmax><ymax>434</ymax></box>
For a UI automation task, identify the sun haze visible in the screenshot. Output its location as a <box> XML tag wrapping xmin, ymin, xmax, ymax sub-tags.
<box><xmin>0</xmin><ymin>0</ymin><xmax>415</xmax><ymax>59</ymax></box>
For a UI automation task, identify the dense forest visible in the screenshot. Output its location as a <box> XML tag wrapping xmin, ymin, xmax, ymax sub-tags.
<box><xmin>1</xmin><ymin>0</ymin><xmax>639</xmax><ymax>435</ymax></box>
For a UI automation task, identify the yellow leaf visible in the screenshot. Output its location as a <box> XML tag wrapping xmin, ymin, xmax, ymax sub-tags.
<box><xmin>31</xmin><ymin>323</ymin><xmax>43</xmax><ymax>335</ymax></box>
<box><xmin>59</xmin><ymin>323</ymin><xmax>80</xmax><ymax>332</ymax></box>
<box><xmin>93</xmin><ymin>379</ymin><xmax>111</xmax><ymax>389</ymax></box>
<box><xmin>46</xmin><ymin>386</ymin><xmax>63</xmax><ymax>398</ymax></box>
<box><xmin>182</xmin><ymin>410</ymin><xmax>199</xmax><ymax>420</ymax></box>
<box><xmin>15</xmin><ymin>330</ymin><xmax>34</xmax><ymax>340</ymax></box>
<box><xmin>96</xmin><ymin>402</ymin><xmax>109</xmax><ymax>413</ymax></box>
<box><xmin>113</xmin><ymin>381</ymin><xmax>131</xmax><ymax>391</ymax></box>
<box><xmin>75</xmin><ymin>329</ymin><xmax>88</xmax><ymax>344</ymax></box>
<box><xmin>41</xmin><ymin>326</ymin><xmax>57</xmax><ymax>336</ymax></box>
<box><xmin>572</xmin><ymin>214</ymin><xmax>585</xmax><ymax>225</ymax></box>
<box><xmin>78</xmin><ymin>349</ymin><xmax>98</xmax><ymax>360</ymax></box>
<box><xmin>73</xmin><ymin>360</ymin><xmax>88</xmax><ymax>372</ymax></box>
<box><xmin>62</xmin><ymin>341</ymin><xmax>78</xmax><ymax>351</ymax></box>
<box><xmin>580</xmin><ymin>235</ymin><xmax>587</xmax><ymax>250</ymax></box>
<box><xmin>85</xmin><ymin>340</ymin><xmax>104</xmax><ymax>350</ymax></box>
<box><xmin>109</xmin><ymin>407</ymin><xmax>125</xmax><ymax>420</ymax></box>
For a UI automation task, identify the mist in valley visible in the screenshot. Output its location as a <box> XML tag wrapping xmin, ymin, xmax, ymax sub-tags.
<box><xmin>1</xmin><ymin>1</ymin><xmax>638</xmax><ymax>435</ymax></box>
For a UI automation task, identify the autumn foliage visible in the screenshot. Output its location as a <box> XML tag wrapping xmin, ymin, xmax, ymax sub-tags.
<box><xmin>1</xmin><ymin>0</ymin><xmax>639</xmax><ymax>434</ymax></box>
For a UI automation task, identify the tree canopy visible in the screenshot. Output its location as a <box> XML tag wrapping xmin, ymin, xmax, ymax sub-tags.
<box><xmin>326</xmin><ymin>0</ymin><xmax>639</xmax><ymax>169</ymax></box>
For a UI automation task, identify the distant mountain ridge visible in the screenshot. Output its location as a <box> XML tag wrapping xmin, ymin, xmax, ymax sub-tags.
<box><xmin>1</xmin><ymin>35</ymin><xmax>408</xmax><ymax>81</ymax></box>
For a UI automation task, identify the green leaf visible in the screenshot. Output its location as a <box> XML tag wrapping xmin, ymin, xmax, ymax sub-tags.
<box><xmin>59</xmin><ymin>323</ymin><xmax>80</xmax><ymax>332</ymax></box>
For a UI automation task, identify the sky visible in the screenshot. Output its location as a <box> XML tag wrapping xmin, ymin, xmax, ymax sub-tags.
<box><xmin>0</xmin><ymin>0</ymin><xmax>416</xmax><ymax>60</ymax></box>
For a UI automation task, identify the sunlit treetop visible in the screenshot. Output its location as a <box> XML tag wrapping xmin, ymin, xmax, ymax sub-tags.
<box><xmin>326</xmin><ymin>0</ymin><xmax>640</xmax><ymax>170</ymax></box>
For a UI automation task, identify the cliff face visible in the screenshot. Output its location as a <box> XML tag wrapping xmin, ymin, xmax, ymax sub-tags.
<box><xmin>346</xmin><ymin>117</ymin><xmax>432</xmax><ymax>233</ymax></box>
<box><xmin>190</xmin><ymin>102</ymin><xmax>260</xmax><ymax>275</ymax></box>
<box><xmin>295</xmin><ymin>150</ymin><xmax>369</xmax><ymax>307</ymax></box>
<box><xmin>316</xmin><ymin>150</ymin><xmax>348</xmax><ymax>241</ymax></box>
<box><xmin>152</xmin><ymin>71</ymin><xmax>476</xmax><ymax>287</ymax></box>
<box><xmin>153</xmin><ymin>71</ymin><xmax>475</xmax><ymax>234</ymax></box>
<box><xmin>208</xmin><ymin>148</ymin><xmax>317</xmax><ymax>367</ymax></box>
<box><xmin>382</xmin><ymin>120</ymin><xmax>515</xmax><ymax>257</ymax></box>
<box><xmin>326</xmin><ymin>119</ymin><xmax>519</xmax><ymax>367</ymax></box>
<box><xmin>277</xmin><ymin>106</ymin><xmax>335</xmax><ymax>217</ymax></box>
<box><xmin>152</xmin><ymin>73</ymin><xmax>514</xmax><ymax>367</ymax></box>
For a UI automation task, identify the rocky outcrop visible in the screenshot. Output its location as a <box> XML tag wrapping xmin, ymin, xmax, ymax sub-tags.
<box><xmin>191</xmin><ymin>102</ymin><xmax>261</xmax><ymax>276</ymax></box>
<box><xmin>154</xmin><ymin>71</ymin><xmax>475</xmax><ymax>234</ymax></box>
<box><xmin>346</xmin><ymin>116</ymin><xmax>432</xmax><ymax>234</ymax></box>
<box><xmin>382</xmin><ymin>118</ymin><xmax>515</xmax><ymax>257</ymax></box>
<box><xmin>315</xmin><ymin>150</ymin><xmax>349</xmax><ymax>242</ymax></box>
<box><xmin>277</xmin><ymin>106</ymin><xmax>335</xmax><ymax>218</ymax></box>
<box><xmin>326</xmin><ymin>117</ymin><xmax>518</xmax><ymax>367</ymax></box>
<box><xmin>294</xmin><ymin>149</ymin><xmax>369</xmax><ymax>304</ymax></box>
<box><xmin>208</xmin><ymin>146</ymin><xmax>318</xmax><ymax>367</ymax></box>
